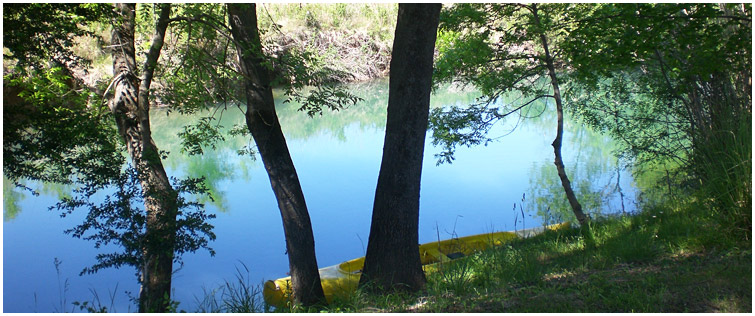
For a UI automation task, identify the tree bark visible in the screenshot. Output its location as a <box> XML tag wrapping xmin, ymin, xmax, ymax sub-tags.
<box><xmin>227</xmin><ymin>3</ymin><xmax>326</xmax><ymax>307</ymax></box>
<box><xmin>359</xmin><ymin>3</ymin><xmax>441</xmax><ymax>293</ymax></box>
<box><xmin>532</xmin><ymin>4</ymin><xmax>589</xmax><ymax>226</ymax></box>
<box><xmin>110</xmin><ymin>3</ymin><xmax>178</xmax><ymax>312</ymax></box>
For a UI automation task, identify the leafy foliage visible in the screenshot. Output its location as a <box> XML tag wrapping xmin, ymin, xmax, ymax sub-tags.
<box><xmin>560</xmin><ymin>4</ymin><xmax>751</xmax><ymax>233</ymax></box>
<box><xmin>264</xmin><ymin>34</ymin><xmax>364</xmax><ymax>116</ymax></box>
<box><xmin>3</xmin><ymin>3</ymin><xmax>114</xmax><ymax>69</ymax></box>
<box><xmin>291</xmin><ymin>85</ymin><xmax>363</xmax><ymax>117</ymax></box>
<box><xmin>3</xmin><ymin>68</ymin><xmax>125</xmax><ymax>190</ymax></box>
<box><xmin>431</xmin><ymin>4</ymin><xmax>563</xmax><ymax>163</ymax></box>
<box><xmin>178</xmin><ymin>117</ymin><xmax>226</xmax><ymax>155</ymax></box>
<box><xmin>562</xmin><ymin>3</ymin><xmax>751</xmax><ymax>166</ymax></box>
<box><xmin>3</xmin><ymin>4</ymin><xmax>123</xmax><ymax>191</ymax></box>
<box><xmin>428</xmin><ymin>103</ymin><xmax>497</xmax><ymax>165</ymax></box>
<box><xmin>158</xmin><ymin>4</ymin><xmax>237</xmax><ymax>116</ymax></box>
<box><xmin>433</xmin><ymin>4</ymin><xmax>751</xmax><ymax>231</ymax></box>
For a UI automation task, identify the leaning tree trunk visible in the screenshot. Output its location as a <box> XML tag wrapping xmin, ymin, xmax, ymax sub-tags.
<box><xmin>227</xmin><ymin>3</ymin><xmax>326</xmax><ymax>307</ymax></box>
<box><xmin>359</xmin><ymin>3</ymin><xmax>441</xmax><ymax>293</ymax></box>
<box><xmin>109</xmin><ymin>3</ymin><xmax>178</xmax><ymax>312</ymax></box>
<box><xmin>532</xmin><ymin>5</ymin><xmax>589</xmax><ymax>227</ymax></box>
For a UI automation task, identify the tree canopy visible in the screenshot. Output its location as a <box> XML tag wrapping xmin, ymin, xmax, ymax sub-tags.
<box><xmin>432</xmin><ymin>3</ymin><xmax>750</xmax><ymax>229</ymax></box>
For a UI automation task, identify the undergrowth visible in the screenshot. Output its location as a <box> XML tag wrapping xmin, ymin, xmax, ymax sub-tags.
<box><xmin>258</xmin><ymin>3</ymin><xmax>397</xmax><ymax>83</ymax></box>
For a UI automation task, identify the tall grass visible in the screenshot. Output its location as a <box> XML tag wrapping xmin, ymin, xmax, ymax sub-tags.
<box><xmin>193</xmin><ymin>263</ymin><xmax>266</xmax><ymax>313</ymax></box>
<box><xmin>691</xmin><ymin>104</ymin><xmax>751</xmax><ymax>243</ymax></box>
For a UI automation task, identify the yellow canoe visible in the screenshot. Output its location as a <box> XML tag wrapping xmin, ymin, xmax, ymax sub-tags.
<box><xmin>263</xmin><ymin>222</ymin><xmax>570</xmax><ymax>308</ymax></box>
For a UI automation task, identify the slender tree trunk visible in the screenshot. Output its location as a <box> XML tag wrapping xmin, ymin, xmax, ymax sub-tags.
<box><xmin>110</xmin><ymin>3</ymin><xmax>177</xmax><ymax>312</ymax></box>
<box><xmin>359</xmin><ymin>3</ymin><xmax>441</xmax><ymax>293</ymax></box>
<box><xmin>227</xmin><ymin>3</ymin><xmax>326</xmax><ymax>306</ymax></box>
<box><xmin>532</xmin><ymin>5</ymin><xmax>589</xmax><ymax>227</ymax></box>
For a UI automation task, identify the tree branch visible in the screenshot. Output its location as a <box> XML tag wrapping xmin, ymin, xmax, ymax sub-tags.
<box><xmin>494</xmin><ymin>94</ymin><xmax>552</xmax><ymax>119</ymax></box>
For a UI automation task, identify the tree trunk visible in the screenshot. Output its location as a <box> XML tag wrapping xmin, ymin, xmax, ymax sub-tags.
<box><xmin>110</xmin><ymin>3</ymin><xmax>178</xmax><ymax>312</ymax></box>
<box><xmin>227</xmin><ymin>3</ymin><xmax>326</xmax><ymax>307</ymax></box>
<box><xmin>359</xmin><ymin>3</ymin><xmax>441</xmax><ymax>293</ymax></box>
<box><xmin>532</xmin><ymin>5</ymin><xmax>590</xmax><ymax>227</ymax></box>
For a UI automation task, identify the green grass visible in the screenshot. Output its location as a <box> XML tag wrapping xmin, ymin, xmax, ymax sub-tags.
<box><xmin>306</xmin><ymin>202</ymin><xmax>751</xmax><ymax>313</ymax></box>
<box><xmin>692</xmin><ymin>106</ymin><xmax>752</xmax><ymax>244</ymax></box>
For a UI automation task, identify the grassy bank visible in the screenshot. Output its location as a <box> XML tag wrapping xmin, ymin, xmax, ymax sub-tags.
<box><xmin>284</xmin><ymin>200</ymin><xmax>751</xmax><ymax>313</ymax></box>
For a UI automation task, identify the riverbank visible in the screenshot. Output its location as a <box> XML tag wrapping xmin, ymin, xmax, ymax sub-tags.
<box><xmin>260</xmin><ymin>3</ymin><xmax>395</xmax><ymax>83</ymax></box>
<box><xmin>291</xmin><ymin>200</ymin><xmax>751</xmax><ymax>313</ymax></box>
<box><xmin>64</xmin><ymin>3</ymin><xmax>395</xmax><ymax>92</ymax></box>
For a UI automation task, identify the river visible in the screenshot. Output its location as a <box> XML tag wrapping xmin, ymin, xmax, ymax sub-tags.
<box><xmin>3</xmin><ymin>78</ymin><xmax>637</xmax><ymax>312</ymax></box>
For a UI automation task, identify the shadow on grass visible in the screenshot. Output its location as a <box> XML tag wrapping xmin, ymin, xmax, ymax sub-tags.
<box><xmin>410</xmin><ymin>206</ymin><xmax>752</xmax><ymax>313</ymax></box>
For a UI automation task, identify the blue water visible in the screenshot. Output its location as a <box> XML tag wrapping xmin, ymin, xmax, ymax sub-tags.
<box><xmin>3</xmin><ymin>80</ymin><xmax>637</xmax><ymax>312</ymax></box>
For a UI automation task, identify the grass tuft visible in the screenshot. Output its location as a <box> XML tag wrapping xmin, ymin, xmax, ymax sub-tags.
<box><xmin>193</xmin><ymin>263</ymin><xmax>266</xmax><ymax>313</ymax></box>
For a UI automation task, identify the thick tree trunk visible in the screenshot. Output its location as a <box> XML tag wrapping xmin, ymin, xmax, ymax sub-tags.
<box><xmin>227</xmin><ymin>3</ymin><xmax>326</xmax><ymax>307</ymax></box>
<box><xmin>110</xmin><ymin>3</ymin><xmax>178</xmax><ymax>312</ymax></box>
<box><xmin>532</xmin><ymin>5</ymin><xmax>589</xmax><ymax>227</ymax></box>
<box><xmin>359</xmin><ymin>3</ymin><xmax>441</xmax><ymax>293</ymax></box>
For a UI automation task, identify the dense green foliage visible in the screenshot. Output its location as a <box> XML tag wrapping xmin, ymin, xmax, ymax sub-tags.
<box><xmin>4</xmin><ymin>5</ymin><xmax>367</xmax><ymax>293</ymax></box>
<box><xmin>563</xmin><ymin>4</ymin><xmax>750</xmax><ymax>165</ymax></box>
<box><xmin>561</xmin><ymin>3</ymin><xmax>751</xmax><ymax>236</ymax></box>
<box><xmin>432</xmin><ymin>3</ymin><xmax>751</xmax><ymax>234</ymax></box>
<box><xmin>3</xmin><ymin>3</ymin><xmax>113</xmax><ymax>69</ymax></box>
<box><xmin>3</xmin><ymin>67</ymin><xmax>124</xmax><ymax>191</ymax></box>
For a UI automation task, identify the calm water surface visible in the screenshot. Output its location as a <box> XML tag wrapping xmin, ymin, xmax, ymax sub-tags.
<box><xmin>3</xmin><ymin>79</ymin><xmax>637</xmax><ymax>312</ymax></box>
